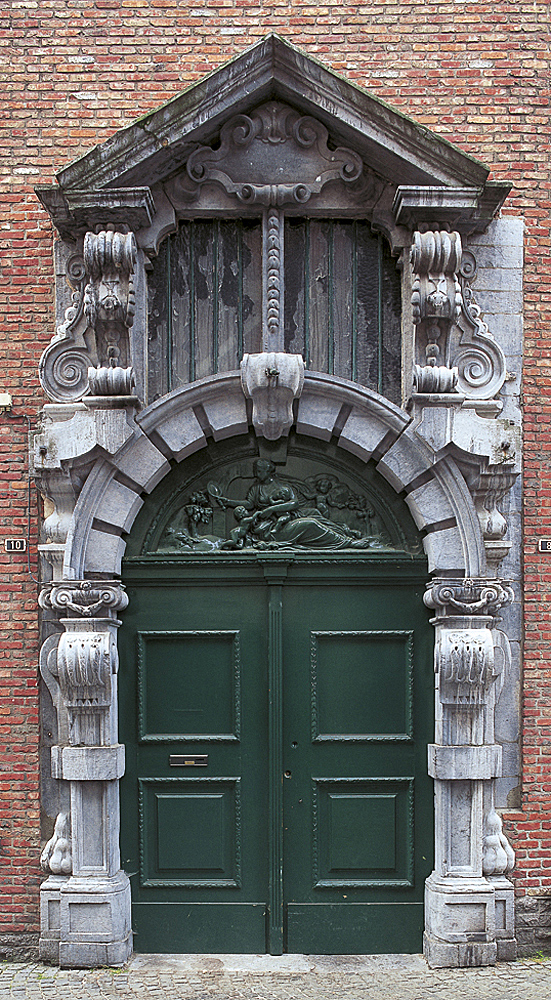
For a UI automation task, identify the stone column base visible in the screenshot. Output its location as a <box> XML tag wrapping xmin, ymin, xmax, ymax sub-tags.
<box><xmin>40</xmin><ymin>871</ymin><xmax>132</xmax><ymax>968</ymax></box>
<box><xmin>489</xmin><ymin>875</ymin><xmax>517</xmax><ymax>962</ymax></box>
<box><xmin>424</xmin><ymin>873</ymin><xmax>499</xmax><ymax>968</ymax></box>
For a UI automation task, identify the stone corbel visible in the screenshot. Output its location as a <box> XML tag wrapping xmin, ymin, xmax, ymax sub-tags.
<box><xmin>84</xmin><ymin>230</ymin><xmax>137</xmax><ymax>397</ymax></box>
<box><xmin>241</xmin><ymin>352</ymin><xmax>305</xmax><ymax>440</ymax></box>
<box><xmin>39</xmin><ymin>230</ymin><xmax>142</xmax><ymax>405</ymax></box>
<box><xmin>409</xmin><ymin>230</ymin><xmax>507</xmax><ymax>403</ymax></box>
<box><xmin>411</xmin><ymin>229</ymin><xmax>462</xmax><ymax>392</ymax></box>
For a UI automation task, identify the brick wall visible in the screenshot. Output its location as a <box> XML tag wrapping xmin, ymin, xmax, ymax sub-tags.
<box><xmin>2</xmin><ymin>0</ymin><xmax>549</xmax><ymax>953</ymax></box>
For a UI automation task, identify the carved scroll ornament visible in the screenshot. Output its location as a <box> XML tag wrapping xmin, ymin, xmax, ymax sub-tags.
<box><xmin>39</xmin><ymin>230</ymin><xmax>137</xmax><ymax>403</ymax></box>
<box><xmin>412</xmin><ymin>232</ymin><xmax>507</xmax><ymax>400</ymax></box>
<box><xmin>424</xmin><ymin>578</ymin><xmax>514</xmax><ymax>619</ymax></box>
<box><xmin>170</xmin><ymin>101</ymin><xmax>364</xmax><ymax>208</ymax></box>
<box><xmin>39</xmin><ymin>581</ymin><xmax>129</xmax><ymax>618</ymax></box>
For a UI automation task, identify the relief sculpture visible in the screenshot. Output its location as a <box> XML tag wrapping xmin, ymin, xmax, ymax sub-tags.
<box><xmin>156</xmin><ymin>459</ymin><xmax>392</xmax><ymax>552</ymax></box>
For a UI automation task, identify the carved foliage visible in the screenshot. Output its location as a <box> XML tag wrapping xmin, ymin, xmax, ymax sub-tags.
<box><xmin>436</xmin><ymin>627</ymin><xmax>496</xmax><ymax>704</ymax></box>
<box><xmin>40</xmin><ymin>812</ymin><xmax>72</xmax><ymax>876</ymax></box>
<box><xmin>179</xmin><ymin>102</ymin><xmax>364</xmax><ymax>207</ymax></box>
<box><xmin>53</xmin><ymin>630</ymin><xmax>115</xmax><ymax>709</ymax></box>
<box><xmin>483</xmin><ymin>807</ymin><xmax>515</xmax><ymax>876</ymax></box>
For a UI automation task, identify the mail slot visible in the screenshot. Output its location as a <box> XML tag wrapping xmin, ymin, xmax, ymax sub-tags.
<box><xmin>169</xmin><ymin>754</ymin><xmax>208</xmax><ymax>767</ymax></box>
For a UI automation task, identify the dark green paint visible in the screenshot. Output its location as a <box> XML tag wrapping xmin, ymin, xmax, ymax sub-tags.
<box><xmin>120</xmin><ymin>556</ymin><xmax>433</xmax><ymax>955</ymax></box>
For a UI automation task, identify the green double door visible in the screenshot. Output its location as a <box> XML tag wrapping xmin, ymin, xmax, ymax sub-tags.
<box><xmin>119</xmin><ymin>556</ymin><xmax>433</xmax><ymax>954</ymax></box>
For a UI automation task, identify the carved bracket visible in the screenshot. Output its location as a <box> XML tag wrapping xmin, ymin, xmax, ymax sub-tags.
<box><xmin>39</xmin><ymin>230</ymin><xmax>138</xmax><ymax>404</ymax></box>
<box><xmin>411</xmin><ymin>232</ymin><xmax>507</xmax><ymax>400</ymax></box>
<box><xmin>241</xmin><ymin>352</ymin><xmax>304</xmax><ymax>440</ymax></box>
<box><xmin>412</xmin><ymin>230</ymin><xmax>461</xmax><ymax>391</ymax></box>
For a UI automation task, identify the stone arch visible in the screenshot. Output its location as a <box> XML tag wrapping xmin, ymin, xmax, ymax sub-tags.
<box><xmin>64</xmin><ymin>372</ymin><xmax>485</xmax><ymax>580</ymax></box>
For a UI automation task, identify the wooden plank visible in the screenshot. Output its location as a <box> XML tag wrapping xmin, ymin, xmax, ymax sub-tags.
<box><xmin>332</xmin><ymin>221</ymin><xmax>353</xmax><ymax>382</ymax></box>
<box><xmin>193</xmin><ymin>221</ymin><xmax>216</xmax><ymax>381</ymax></box>
<box><xmin>170</xmin><ymin>223</ymin><xmax>192</xmax><ymax>388</ymax></box>
<box><xmin>147</xmin><ymin>238</ymin><xmax>169</xmax><ymax>400</ymax></box>
<box><xmin>283</xmin><ymin>218</ymin><xmax>306</xmax><ymax>357</ymax></box>
<box><xmin>217</xmin><ymin>221</ymin><xmax>241</xmax><ymax>373</ymax></box>
<box><xmin>308</xmin><ymin>220</ymin><xmax>330</xmax><ymax>374</ymax></box>
<box><xmin>241</xmin><ymin>219</ymin><xmax>262</xmax><ymax>357</ymax></box>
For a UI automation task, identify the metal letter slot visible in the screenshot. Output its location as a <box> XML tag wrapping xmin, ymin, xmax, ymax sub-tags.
<box><xmin>169</xmin><ymin>754</ymin><xmax>208</xmax><ymax>767</ymax></box>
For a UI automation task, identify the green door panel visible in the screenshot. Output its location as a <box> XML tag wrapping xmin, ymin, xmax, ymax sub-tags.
<box><xmin>131</xmin><ymin>903</ymin><xmax>268</xmax><ymax>954</ymax></box>
<box><xmin>120</xmin><ymin>557</ymin><xmax>433</xmax><ymax>954</ymax></box>
<box><xmin>286</xmin><ymin>903</ymin><xmax>425</xmax><ymax>954</ymax></box>
<box><xmin>119</xmin><ymin>574</ymin><xmax>270</xmax><ymax>954</ymax></box>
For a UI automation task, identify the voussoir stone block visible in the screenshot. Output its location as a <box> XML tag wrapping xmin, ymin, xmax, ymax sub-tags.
<box><xmin>406</xmin><ymin>476</ymin><xmax>456</xmax><ymax>530</ymax></box>
<box><xmin>84</xmin><ymin>529</ymin><xmax>126</xmax><ymax>577</ymax></box>
<box><xmin>376</xmin><ymin>427</ymin><xmax>433</xmax><ymax>491</ymax></box>
<box><xmin>296</xmin><ymin>394</ymin><xmax>343</xmax><ymax>440</ymax></box>
<box><xmin>201</xmin><ymin>392</ymin><xmax>248</xmax><ymax>440</ymax></box>
<box><xmin>114</xmin><ymin>432</ymin><xmax>171</xmax><ymax>492</ymax></box>
<box><xmin>422</xmin><ymin>526</ymin><xmax>467</xmax><ymax>575</ymax></box>
<box><xmin>94</xmin><ymin>479</ymin><xmax>143</xmax><ymax>533</ymax></box>
<box><xmin>338</xmin><ymin>407</ymin><xmax>398</xmax><ymax>462</ymax></box>
<box><xmin>152</xmin><ymin>406</ymin><xmax>207</xmax><ymax>461</ymax></box>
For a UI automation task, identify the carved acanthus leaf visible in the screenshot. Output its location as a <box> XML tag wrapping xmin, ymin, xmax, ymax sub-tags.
<box><xmin>436</xmin><ymin>627</ymin><xmax>496</xmax><ymax>704</ymax></box>
<box><xmin>40</xmin><ymin>812</ymin><xmax>72</xmax><ymax>876</ymax></box>
<box><xmin>483</xmin><ymin>807</ymin><xmax>515</xmax><ymax>875</ymax></box>
<box><xmin>53</xmin><ymin>630</ymin><xmax>115</xmax><ymax>708</ymax></box>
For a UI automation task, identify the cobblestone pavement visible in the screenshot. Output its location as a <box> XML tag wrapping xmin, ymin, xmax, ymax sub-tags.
<box><xmin>1</xmin><ymin>954</ymin><xmax>551</xmax><ymax>1000</ymax></box>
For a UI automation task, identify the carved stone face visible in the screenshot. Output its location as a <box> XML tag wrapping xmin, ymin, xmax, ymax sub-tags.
<box><xmin>95</xmin><ymin>274</ymin><xmax>123</xmax><ymax>322</ymax></box>
<box><xmin>253</xmin><ymin>459</ymin><xmax>275</xmax><ymax>482</ymax></box>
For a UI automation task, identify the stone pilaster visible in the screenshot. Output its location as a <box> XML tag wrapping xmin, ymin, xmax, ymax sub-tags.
<box><xmin>38</xmin><ymin>582</ymin><xmax>132</xmax><ymax>968</ymax></box>
<box><xmin>423</xmin><ymin>579</ymin><xmax>516</xmax><ymax>967</ymax></box>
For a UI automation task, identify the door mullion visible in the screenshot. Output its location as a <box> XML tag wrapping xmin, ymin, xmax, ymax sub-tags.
<box><xmin>267</xmin><ymin>578</ymin><xmax>284</xmax><ymax>954</ymax></box>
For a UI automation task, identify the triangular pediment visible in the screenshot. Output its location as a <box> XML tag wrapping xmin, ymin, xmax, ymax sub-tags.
<box><xmin>36</xmin><ymin>35</ymin><xmax>509</xmax><ymax>241</ymax></box>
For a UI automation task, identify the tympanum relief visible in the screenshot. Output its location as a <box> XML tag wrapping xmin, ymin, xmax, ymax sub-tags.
<box><xmin>148</xmin><ymin>458</ymin><xmax>400</xmax><ymax>553</ymax></box>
